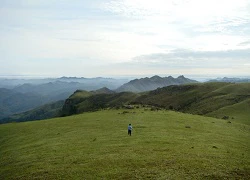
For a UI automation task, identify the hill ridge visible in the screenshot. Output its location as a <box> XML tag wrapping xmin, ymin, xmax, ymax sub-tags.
<box><xmin>116</xmin><ymin>75</ymin><xmax>198</xmax><ymax>92</ymax></box>
<box><xmin>62</xmin><ymin>82</ymin><xmax>250</xmax><ymax>125</ymax></box>
<box><xmin>2</xmin><ymin>82</ymin><xmax>250</xmax><ymax>125</ymax></box>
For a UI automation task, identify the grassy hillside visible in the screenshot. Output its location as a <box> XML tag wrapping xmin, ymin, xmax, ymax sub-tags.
<box><xmin>207</xmin><ymin>98</ymin><xmax>250</xmax><ymax>125</ymax></box>
<box><xmin>62</xmin><ymin>91</ymin><xmax>139</xmax><ymax>116</ymax></box>
<box><xmin>133</xmin><ymin>82</ymin><xmax>250</xmax><ymax>124</ymax></box>
<box><xmin>0</xmin><ymin>109</ymin><xmax>249</xmax><ymax>179</ymax></box>
<box><xmin>61</xmin><ymin>82</ymin><xmax>250</xmax><ymax>125</ymax></box>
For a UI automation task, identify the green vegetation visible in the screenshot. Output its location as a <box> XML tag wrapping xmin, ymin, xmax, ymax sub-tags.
<box><xmin>1</xmin><ymin>100</ymin><xmax>64</xmax><ymax>124</ymax></box>
<box><xmin>1</xmin><ymin>82</ymin><xmax>249</xmax><ymax>178</ymax></box>
<box><xmin>62</xmin><ymin>91</ymin><xmax>139</xmax><ymax>116</ymax></box>
<box><xmin>1</xmin><ymin>109</ymin><xmax>249</xmax><ymax>179</ymax></box>
<box><xmin>207</xmin><ymin>99</ymin><xmax>250</xmax><ymax>125</ymax></box>
<box><xmin>68</xmin><ymin>90</ymin><xmax>92</xmax><ymax>100</ymax></box>
<box><xmin>61</xmin><ymin>82</ymin><xmax>250</xmax><ymax>126</ymax></box>
<box><xmin>3</xmin><ymin>82</ymin><xmax>250</xmax><ymax>125</ymax></box>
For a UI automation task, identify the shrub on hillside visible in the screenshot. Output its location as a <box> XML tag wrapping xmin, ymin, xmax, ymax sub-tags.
<box><xmin>169</xmin><ymin>105</ymin><xmax>174</xmax><ymax>110</ymax></box>
<box><xmin>222</xmin><ymin>116</ymin><xmax>229</xmax><ymax>120</ymax></box>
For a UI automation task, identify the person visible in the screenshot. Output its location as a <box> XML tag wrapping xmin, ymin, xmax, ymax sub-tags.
<box><xmin>128</xmin><ymin>124</ymin><xmax>132</xmax><ymax>136</ymax></box>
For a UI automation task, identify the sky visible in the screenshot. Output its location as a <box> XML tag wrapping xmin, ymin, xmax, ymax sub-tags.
<box><xmin>0</xmin><ymin>0</ymin><xmax>250</xmax><ymax>79</ymax></box>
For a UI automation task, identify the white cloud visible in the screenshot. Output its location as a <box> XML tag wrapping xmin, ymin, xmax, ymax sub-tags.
<box><xmin>103</xmin><ymin>0</ymin><xmax>250</xmax><ymax>25</ymax></box>
<box><xmin>101</xmin><ymin>0</ymin><xmax>250</xmax><ymax>52</ymax></box>
<box><xmin>127</xmin><ymin>48</ymin><xmax>250</xmax><ymax>77</ymax></box>
<box><xmin>0</xmin><ymin>0</ymin><xmax>250</xmax><ymax>77</ymax></box>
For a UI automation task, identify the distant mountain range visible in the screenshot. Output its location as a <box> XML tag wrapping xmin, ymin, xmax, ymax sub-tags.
<box><xmin>0</xmin><ymin>77</ymin><xmax>129</xmax><ymax>89</ymax></box>
<box><xmin>0</xmin><ymin>77</ymin><xmax>128</xmax><ymax>120</ymax></box>
<box><xmin>208</xmin><ymin>77</ymin><xmax>250</xmax><ymax>83</ymax></box>
<box><xmin>116</xmin><ymin>75</ymin><xmax>198</xmax><ymax>92</ymax></box>
<box><xmin>0</xmin><ymin>75</ymin><xmax>198</xmax><ymax>121</ymax></box>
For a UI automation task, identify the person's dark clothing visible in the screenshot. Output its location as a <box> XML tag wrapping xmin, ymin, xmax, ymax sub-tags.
<box><xmin>128</xmin><ymin>124</ymin><xmax>132</xmax><ymax>136</ymax></box>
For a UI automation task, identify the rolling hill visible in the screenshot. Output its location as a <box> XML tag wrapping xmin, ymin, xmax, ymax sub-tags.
<box><xmin>62</xmin><ymin>90</ymin><xmax>138</xmax><ymax>116</ymax></box>
<box><xmin>61</xmin><ymin>82</ymin><xmax>250</xmax><ymax>125</ymax></box>
<box><xmin>2</xmin><ymin>82</ymin><xmax>250</xmax><ymax>125</ymax></box>
<box><xmin>0</xmin><ymin>109</ymin><xmax>249</xmax><ymax>179</ymax></box>
<box><xmin>1</xmin><ymin>81</ymin><xmax>249</xmax><ymax>179</ymax></box>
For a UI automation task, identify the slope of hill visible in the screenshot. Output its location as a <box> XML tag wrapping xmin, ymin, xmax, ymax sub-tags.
<box><xmin>0</xmin><ymin>100</ymin><xmax>64</xmax><ymax>124</ymax></box>
<box><xmin>116</xmin><ymin>75</ymin><xmax>198</xmax><ymax>92</ymax></box>
<box><xmin>0</xmin><ymin>88</ymin><xmax>45</xmax><ymax>119</ymax></box>
<box><xmin>133</xmin><ymin>82</ymin><xmax>250</xmax><ymax>125</ymax></box>
<box><xmin>1</xmin><ymin>87</ymin><xmax>115</xmax><ymax>123</ymax></box>
<box><xmin>206</xmin><ymin>98</ymin><xmax>250</xmax><ymax>125</ymax></box>
<box><xmin>91</xmin><ymin>87</ymin><xmax>115</xmax><ymax>94</ymax></box>
<box><xmin>61</xmin><ymin>82</ymin><xmax>250</xmax><ymax>125</ymax></box>
<box><xmin>62</xmin><ymin>90</ymin><xmax>138</xmax><ymax>116</ymax></box>
<box><xmin>0</xmin><ymin>109</ymin><xmax>249</xmax><ymax>179</ymax></box>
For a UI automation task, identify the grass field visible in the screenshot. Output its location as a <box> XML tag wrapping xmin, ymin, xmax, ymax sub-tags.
<box><xmin>207</xmin><ymin>99</ymin><xmax>250</xmax><ymax>126</ymax></box>
<box><xmin>0</xmin><ymin>109</ymin><xmax>250</xmax><ymax>179</ymax></box>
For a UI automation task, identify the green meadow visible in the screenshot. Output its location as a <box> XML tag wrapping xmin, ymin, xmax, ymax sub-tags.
<box><xmin>1</xmin><ymin>109</ymin><xmax>249</xmax><ymax>179</ymax></box>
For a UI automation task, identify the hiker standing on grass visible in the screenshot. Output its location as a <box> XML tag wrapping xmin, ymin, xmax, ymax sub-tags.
<box><xmin>128</xmin><ymin>124</ymin><xmax>132</xmax><ymax>136</ymax></box>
